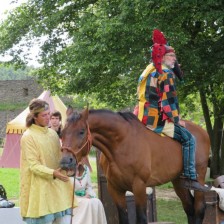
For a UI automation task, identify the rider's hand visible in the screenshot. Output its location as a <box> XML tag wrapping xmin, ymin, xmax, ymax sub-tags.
<box><xmin>53</xmin><ymin>168</ymin><xmax>69</xmax><ymax>182</ymax></box>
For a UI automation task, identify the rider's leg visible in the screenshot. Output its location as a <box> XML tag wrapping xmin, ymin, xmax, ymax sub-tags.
<box><xmin>173</xmin><ymin>124</ymin><xmax>210</xmax><ymax>192</ymax></box>
<box><xmin>161</xmin><ymin>121</ymin><xmax>210</xmax><ymax>192</ymax></box>
<box><xmin>173</xmin><ymin>124</ymin><xmax>197</xmax><ymax>179</ymax></box>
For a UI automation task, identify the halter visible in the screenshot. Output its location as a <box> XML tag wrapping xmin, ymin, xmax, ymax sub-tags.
<box><xmin>61</xmin><ymin>123</ymin><xmax>92</xmax><ymax>224</ymax></box>
<box><xmin>61</xmin><ymin>122</ymin><xmax>92</xmax><ymax>163</ymax></box>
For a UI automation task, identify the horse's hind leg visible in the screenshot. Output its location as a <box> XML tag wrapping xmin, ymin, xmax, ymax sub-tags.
<box><xmin>193</xmin><ymin>191</ymin><xmax>206</xmax><ymax>224</ymax></box>
<box><xmin>172</xmin><ymin>179</ymin><xmax>206</xmax><ymax>224</ymax></box>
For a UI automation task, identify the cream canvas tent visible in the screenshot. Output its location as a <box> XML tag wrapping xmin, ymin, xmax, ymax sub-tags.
<box><xmin>0</xmin><ymin>90</ymin><xmax>67</xmax><ymax>168</ymax></box>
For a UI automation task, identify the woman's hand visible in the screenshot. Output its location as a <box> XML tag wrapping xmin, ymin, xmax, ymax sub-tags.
<box><xmin>53</xmin><ymin>168</ymin><xmax>69</xmax><ymax>182</ymax></box>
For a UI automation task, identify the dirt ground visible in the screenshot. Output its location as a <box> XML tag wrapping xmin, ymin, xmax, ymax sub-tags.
<box><xmin>155</xmin><ymin>188</ymin><xmax>179</xmax><ymax>200</ymax></box>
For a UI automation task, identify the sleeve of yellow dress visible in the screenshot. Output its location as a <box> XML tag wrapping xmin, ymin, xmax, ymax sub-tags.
<box><xmin>20</xmin><ymin>134</ymin><xmax>55</xmax><ymax>179</ymax></box>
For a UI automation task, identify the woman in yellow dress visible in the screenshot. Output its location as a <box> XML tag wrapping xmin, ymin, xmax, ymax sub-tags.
<box><xmin>20</xmin><ymin>99</ymin><xmax>77</xmax><ymax>224</ymax></box>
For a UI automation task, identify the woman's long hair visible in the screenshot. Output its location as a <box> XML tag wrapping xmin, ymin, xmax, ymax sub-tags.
<box><xmin>26</xmin><ymin>99</ymin><xmax>49</xmax><ymax>127</ymax></box>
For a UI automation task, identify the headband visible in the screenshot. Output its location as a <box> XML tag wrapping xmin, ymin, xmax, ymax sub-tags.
<box><xmin>30</xmin><ymin>103</ymin><xmax>49</xmax><ymax>114</ymax></box>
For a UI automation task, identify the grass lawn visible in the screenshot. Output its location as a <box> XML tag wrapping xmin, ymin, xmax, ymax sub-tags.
<box><xmin>0</xmin><ymin>168</ymin><xmax>20</xmax><ymax>201</ymax></box>
<box><xmin>157</xmin><ymin>199</ymin><xmax>187</xmax><ymax>224</ymax></box>
<box><xmin>0</xmin><ymin>157</ymin><xmax>187</xmax><ymax>223</ymax></box>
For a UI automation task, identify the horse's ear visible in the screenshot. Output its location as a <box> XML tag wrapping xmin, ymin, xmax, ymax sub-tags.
<box><xmin>81</xmin><ymin>106</ymin><xmax>89</xmax><ymax>121</ymax></box>
<box><xmin>66</xmin><ymin>105</ymin><xmax>74</xmax><ymax>117</ymax></box>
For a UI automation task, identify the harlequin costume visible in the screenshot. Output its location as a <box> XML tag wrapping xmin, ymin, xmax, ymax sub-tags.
<box><xmin>137</xmin><ymin>63</ymin><xmax>179</xmax><ymax>136</ymax></box>
<box><xmin>136</xmin><ymin>29</ymin><xmax>210</xmax><ymax>192</ymax></box>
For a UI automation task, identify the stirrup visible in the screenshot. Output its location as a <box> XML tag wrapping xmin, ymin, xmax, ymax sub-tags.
<box><xmin>180</xmin><ymin>179</ymin><xmax>211</xmax><ymax>192</ymax></box>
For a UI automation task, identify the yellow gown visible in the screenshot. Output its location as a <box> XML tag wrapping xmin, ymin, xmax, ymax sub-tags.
<box><xmin>20</xmin><ymin>124</ymin><xmax>77</xmax><ymax>218</ymax></box>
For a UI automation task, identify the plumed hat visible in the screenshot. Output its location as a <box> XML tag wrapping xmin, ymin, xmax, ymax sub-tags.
<box><xmin>151</xmin><ymin>29</ymin><xmax>175</xmax><ymax>74</ymax></box>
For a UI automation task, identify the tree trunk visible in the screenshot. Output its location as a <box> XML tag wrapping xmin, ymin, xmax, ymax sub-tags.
<box><xmin>220</xmin><ymin>129</ymin><xmax>224</xmax><ymax>174</ymax></box>
<box><xmin>210</xmin><ymin>116</ymin><xmax>223</xmax><ymax>178</ymax></box>
<box><xmin>199</xmin><ymin>90</ymin><xmax>213</xmax><ymax>141</ymax></box>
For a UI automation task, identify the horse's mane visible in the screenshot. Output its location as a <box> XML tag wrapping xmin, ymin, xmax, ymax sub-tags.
<box><xmin>89</xmin><ymin>109</ymin><xmax>140</xmax><ymax>123</ymax></box>
<box><xmin>117</xmin><ymin>111</ymin><xmax>140</xmax><ymax>122</ymax></box>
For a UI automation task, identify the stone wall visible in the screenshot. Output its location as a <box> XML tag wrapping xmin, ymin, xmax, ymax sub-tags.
<box><xmin>0</xmin><ymin>80</ymin><xmax>43</xmax><ymax>103</ymax></box>
<box><xmin>0</xmin><ymin>80</ymin><xmax>43</xmax><ymax>139</ymax></box>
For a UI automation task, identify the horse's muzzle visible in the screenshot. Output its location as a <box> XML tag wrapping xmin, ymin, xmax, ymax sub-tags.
<box><xmin>60</xmin><ymin>156</ymin><xmax>77</xmax><ymax>171</ymax></box>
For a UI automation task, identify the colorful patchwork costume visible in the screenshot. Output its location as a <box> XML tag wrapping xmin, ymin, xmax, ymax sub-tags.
<box><xmin>137</xmin><ymin>62</ymin><xmax>197</xmax><ymax>179</ymax></box>
<box><xmin>137</xmin><ymin>29</ymin><xmax>198</xmax><ymax>181</ymax></box>
<box><xmin>138</xmin><ymin>63</ymin><xmax>179</xmax><ymax>136</ymax></box>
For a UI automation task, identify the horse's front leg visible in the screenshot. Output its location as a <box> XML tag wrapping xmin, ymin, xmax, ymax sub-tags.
<box><xmin>107</xmin><ymin>183</ymin><xmax>129</xmax><ymax>224</ymax></box>
<box><xmin>132</xmin><ymin>179</ymin><xmax>147</xmax><ymax>224</ymax></box>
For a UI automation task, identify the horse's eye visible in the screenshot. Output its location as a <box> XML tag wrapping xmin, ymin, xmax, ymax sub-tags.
<box><xmin>79</xmin><ymin>129</ymin><xmax>85</xmax><ymax>136</ymax></box>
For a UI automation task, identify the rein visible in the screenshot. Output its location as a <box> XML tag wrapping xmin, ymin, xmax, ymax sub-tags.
<box><xmin>61</xmin><ymin>123</ymin><xmax>92</xmax><ymax>166</ymax></box>
<box><xmin>70</xmin><ymin>168</ymin><xmax>76</xmax><ymax>224</ymax></box>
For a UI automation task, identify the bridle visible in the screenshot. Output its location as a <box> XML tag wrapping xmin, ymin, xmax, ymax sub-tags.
<box><xmin>60</xmin><ymin>121</ymin><xmax>92</xmax><ymax>224</ymax></box>
<box><xmin>61</xmin><ymin>122</ymin><xmax>92</xmax><ymax>164</ymax></box>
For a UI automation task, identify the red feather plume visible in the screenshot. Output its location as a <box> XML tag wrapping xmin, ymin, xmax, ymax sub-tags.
<box><xmin>152</xmin><ymin>29</ymin><xmax>167</xmax><ymax>45</ymax></box>
<box><xmin>152</xmin><ymin>29</ymin><xmax>167</xmax><ymax>74</ymax></box>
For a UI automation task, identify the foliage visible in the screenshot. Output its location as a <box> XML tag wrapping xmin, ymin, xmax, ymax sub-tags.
<box><xmin>68</xmin><ymin>93</ymin><xmax>115</xmax><ymax>111</ymax></box>
<box><xmin>179</xmin><ymin>93</ymin><xmax>208</xmax><ymax>129</ymax></box>
<box><xmin>0</xmin><ymin>0</ymin><xmax>224</xmax><ymax>175</ymax></box>
<box><xmin>0</xmin><ymin>64</ymin><xmax>33</xmax><ymax>80</ymax></box>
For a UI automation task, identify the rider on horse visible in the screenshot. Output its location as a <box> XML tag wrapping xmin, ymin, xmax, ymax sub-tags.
<box><xmin>136</xmin><ymin>29</ymin><xmax>210</xmax><ymax>192</ymax></box>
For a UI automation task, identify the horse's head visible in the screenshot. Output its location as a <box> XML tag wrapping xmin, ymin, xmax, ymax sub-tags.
<box><xmin>60</xmin><ymin>106</ymin><xmax>92</xmax><ymax>176</ymax></box>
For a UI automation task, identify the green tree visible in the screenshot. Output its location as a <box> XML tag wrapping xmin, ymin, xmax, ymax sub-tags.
<box><xmin>0</xmin><ymin>0</ymin><xmax>223</xmax><ymax>176</ymax></box>
<box><xmin>0</xmin><ymin>64</ymin><xmax>32</xmax><ymax>80</ymax></box>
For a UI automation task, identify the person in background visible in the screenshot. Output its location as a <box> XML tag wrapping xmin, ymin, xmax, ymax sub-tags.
<box><xmin>136</xmin><ymin>29</ymin><xmax>210</xmax><ymax>192</ymax></box>
<box><xmin>49</xmin><ymin>111</ymin><xmax>63</xmax><ymax>137</ymax></box>
<box><xmin>20</xmin><ymin>99</ymin><xmax>77</xmax><ymax>224</ymax></box>
<box><xmin>71</xmin><ymin>161</ymin><xmax>107</xmax><ymax>224</ymax></box>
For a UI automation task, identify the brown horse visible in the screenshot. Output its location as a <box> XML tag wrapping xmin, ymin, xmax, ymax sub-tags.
<box><xmin>60</xmin><ymin>107</ymin><xmax>210</xmax><ymax>224</ymax></box>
